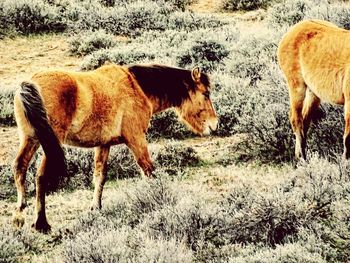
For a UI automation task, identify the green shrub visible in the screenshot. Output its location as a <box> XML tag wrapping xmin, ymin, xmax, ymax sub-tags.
<box><xmin>107</xmin><ymin>145</ymin><xmax>141</xmax><ymax>180</ymax></box>
<box><xmin>68</xmin><ymin>30</ymin><xmax>116</xmax><ymax>56</ymax></box>
<box><xmin>58</xmin><ymin>156</ymin><xmax>349</xmax><ymax>262</ymax></box>
<box><xmin>268</xmin><ymin>0</ymin><xmax>350</xmax><ymax>30</ymax></box>
<box><xmin>267</xmin><ymin>0</ymin><xmax>311</xmax><ymax>29</ymax></box>
<box><xmin>0</xmin><ymin>0</ymin><xmax>66</xmax><ymax>35</ymax></box>
<box><xmin>221</xmin><ymin>0</ymin><xmax>278</xmax><ymax>11</ymax></box>
<box><xmin>62</xmin><ymin>225</ymin><xmax>193</xmax><ymax>263</ymax></box>
<box><xmin>0</xmin><ymin>228</ymin><xmax>28</xmax><ymax>263</ymax></box>
<box><xmin>229</xmin><ymin>243</ymin><xmax>327</xmax><ymax>263</ymax></box>
<box><xmin>305</xmin><ymin>2</ymin><xmax>350</xmax><ymax>30</ymax></box>
<box><xmin>80</xmin><ymin>45</ymin><xmax>156</xmax><ymax>70</ymax></box>
<box><xmin>148</xmin><ymin>110</ymin><xmax>193</xmax><ymax>140</ymax></box>
<box><xmin>155</xmin><ymin>142</ymin><xmax>200</xmax><ymax>167</ymax></box>
<box><xmin>124</xmin><ymin>178</ymin><xmax>179</xmax><ymax>226</ymax></box>
<box><xmin>177</xmin><ymin>39</ymin><xmax>230</xmax><ymax>72</ymax></box>
<box><xmin>167</xmin><ymin>11</ymin><xmax>226</xmax><ymax>31</ymax></box>
<box><xmin>0</xmin><ymin>88</ymin><xmax>15</xmax><ymax>126</ymax></box>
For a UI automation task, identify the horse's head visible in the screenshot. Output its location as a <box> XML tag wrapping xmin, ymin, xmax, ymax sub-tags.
<box><xmin>176</xmin><ymin>67</ymin><xmax>218</xmax><ymax>135</ymax></box>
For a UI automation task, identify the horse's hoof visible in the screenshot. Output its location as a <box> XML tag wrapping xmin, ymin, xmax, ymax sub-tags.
<box><xmin>90</xmin><ymin>204</ymin><xmax>102</xmax><ymax>211</ymax></box>
<box><xmin>32</xmin><ymin>220</ymin><xmax>51</xmax><ymax>234</ymax></box>
<box><xmin>12</xmin><ymin>214</ymin><xmax>25</xmax><ymax>228</ymax></box>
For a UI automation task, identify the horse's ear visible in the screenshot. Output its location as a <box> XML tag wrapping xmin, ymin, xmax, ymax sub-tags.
<box><xmin>191</xmin><ymin>67</ymin><xmax>201</xmax><ymax>82</ymax></box>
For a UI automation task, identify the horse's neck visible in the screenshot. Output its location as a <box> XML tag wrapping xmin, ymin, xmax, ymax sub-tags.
<box><xmin>147</xmin><ymin>96</ymin><xmax>173</xmax><ymax>114</ymax></box>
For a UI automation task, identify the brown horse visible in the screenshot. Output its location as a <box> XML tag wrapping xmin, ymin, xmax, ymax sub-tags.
<box><xmin>12</xmin><ymin>63</ymin><xmax>218</xmax><ymax>232</ymax></box>
<box><xmin>278</xmin><ymin>19</ymin><xmax>350</xmax><ymax>160</ymax></box>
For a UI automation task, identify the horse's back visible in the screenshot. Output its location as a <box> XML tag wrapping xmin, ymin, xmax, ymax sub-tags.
<box><xmin>278</xmin><ymin>19</ymin><xmax>346</xmax><ymax>68</ymax></box>
<box><xmin>26</xmin><ymin>65</ymin><xmax>138</xmax><ymax>146</ymax></box>
<box><xmin>278</xmin><ymin>19</ymin><xmax>350</xmax><ymax>104</ymax></box>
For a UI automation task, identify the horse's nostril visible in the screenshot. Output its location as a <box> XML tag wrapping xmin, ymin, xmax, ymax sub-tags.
<box><xmin>208</xmin><ymin>119</ymin><xmax>218</xmax><ymax>132</ymax></box>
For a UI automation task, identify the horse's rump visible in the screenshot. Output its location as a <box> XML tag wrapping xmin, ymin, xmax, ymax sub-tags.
<box><xmin>278</xmin><ymin>19</ymin><xmax>350</xmax><ymax>104</ymax></box>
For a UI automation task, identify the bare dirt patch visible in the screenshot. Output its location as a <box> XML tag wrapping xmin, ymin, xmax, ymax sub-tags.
<box><xmin>189</xmin><ymin>0</ymin><xmax>219</xmax><ymax>12</ymax></box>
<box><xmin>0</xmin><ymin>34</ymin><xmax>81</xmax><ymax>89</ymax></box>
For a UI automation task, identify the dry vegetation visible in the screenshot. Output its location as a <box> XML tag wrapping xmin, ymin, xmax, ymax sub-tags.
<box><xmin>0</xmin><ymin>0</ymin><xmax>350</xmax><ymax>262</ymax></box>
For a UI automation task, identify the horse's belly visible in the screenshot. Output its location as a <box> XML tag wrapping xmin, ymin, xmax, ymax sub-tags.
<box><xmin>64</xmin><ymin>110</ymin><xmax>124</xmax><ymax>147</ymax></box>
<box><xmin>302</xmin><ymin>67</ymin><xmax>345</xmax><ymax>105</ymax></box>
<box><xmin>307</xmin><ymin>82</ymin><xmax>344</xmax><ymax>105</ymax></box>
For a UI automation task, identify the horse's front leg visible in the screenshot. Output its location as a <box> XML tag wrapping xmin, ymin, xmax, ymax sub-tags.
<box><xmin>32</xmin><ymin>155</ymin><xmax>51</xmax><ymax>233</ymax></box>
<box><xmin>125</xmin><ymin>134</ymin><xmax>155</xmax><ymax>177</ymax></box>
<box><xmin>92</xmin><ymin>145</ymin><xmax>110</xmax><ymax>209</ymax></box>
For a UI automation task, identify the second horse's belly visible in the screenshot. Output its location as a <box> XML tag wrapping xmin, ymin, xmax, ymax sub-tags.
<box><xmin>302</xmin><ymin>67</ymin><xmax>345</xmax><ymax>105</ymax></box>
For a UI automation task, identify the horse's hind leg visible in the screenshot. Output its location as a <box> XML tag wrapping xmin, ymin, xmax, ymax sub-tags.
<box><xmin>288</xmin><ymin>78</ymin><xmax>307</xmax><ymax>160</ymax></box>
<box><xmin>12</xmin><ymin>137</ymin><xmax>39</xmax><ymax>227</ymax></box>
<box><xmin>301</xmin><ymin>88</ymin><xmax>320</xmax><ymax>151</ymax></box>
<box><xmin>92</xmin><ymin>145</ymin><xmax>110</xmax><ymax>209</ymax></box>
<box><xmin>32</xmin><ymin>155</ymin><xmax>51</xmax><ymax>233</ymax></box>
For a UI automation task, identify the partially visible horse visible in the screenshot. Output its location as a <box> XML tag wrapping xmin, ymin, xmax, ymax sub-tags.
<box><xmin>13</xmin><ymin>63</ymin><xmax>218</xmax><ymax>232</ymax></box>
<box><xmin>278</xmin><ymin>19</ymin><xmax>350</xmax><ymax>160</ymax></box>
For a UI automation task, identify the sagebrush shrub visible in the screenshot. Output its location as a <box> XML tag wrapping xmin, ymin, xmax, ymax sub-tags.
<box><xmin>68</xmin><ymin>30</ymin><xmax>116</xmax><ymax>56</ymax></box>
<box><xmin>0</xmin><ymin>88</ymin><xmax>15</xmax><ymax>126</ymax></box>
<box><xmin>268</xmin><ymin>0</ymin><xmax>350</xmax><ymax>30</ymax></box>
<box><xmin>0</xmin><ymin>0</ymin><xmax>66</xmax><ymax>35</ymax></box>
<box><xmin>58</xmin><ymin>156</ymin><xmax>349</xmax><ymax>262</ymax></box>
<box><xmin>177</xmin><ymin>39</ymin><xmax>230</xmax><ymax>72</ymax></box>
<box><xmin>148</xmin><ymin>110</ymin><xmax>192</xmax><ymax>140</ymax></box>
<box><xmin>0</xmin><ymin>228</ymin><xmax>28</xmax><ymax>263</ymax></box>
<box><xmin>167</xmin><ymin>11</ymin><xmax>226</xmax><ymax>31</ymax></box>
<box><xmin>267</xmin><ymin>0</ymin><xmax>311</xmax><ymax>29</ymax></box>
<box><xmin>124</xmin><ymin>178</ymin><xmax>179</xmax><ymax>226</ymax></box>
<box><xmin>80</xmin><ymin>45</ymin><xmax>156</xmax><ymax>70</ymax></box>
<box><xmin>107</xmin><ymin>145</ymin><xmax>141</xmax><ymax>180</ymax></box>
<box><xmin>155</xmin><ymin>142</ymin><xmax>200</xmax><ymax>168</ymax></box>
<box><xmin>228</xmin><ymin>242</ymin><xmax>327</xmax><ymax>263</ymax></box>
<box><xmin>62</xmin><ymin>225</ymin><xmax>193</xmax><ymax>263</ymax></box>
<box><xmin>66</xmin><ymin>0</ymin><xmax>223</xmax><ymax>38</ymax></box>
<box><xmin>221</xmin><ymin>0</ymin><xmax>278</xmax><ymax>11</ymax></box>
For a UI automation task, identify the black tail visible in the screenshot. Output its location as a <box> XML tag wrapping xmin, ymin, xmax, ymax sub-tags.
<box><xmin>19</xmin><ymin>81</ymin><xmax>67</xmax><ymax>192</ymax></box>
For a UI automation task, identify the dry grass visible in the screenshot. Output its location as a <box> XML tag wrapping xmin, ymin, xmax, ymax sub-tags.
<box><xmin>0</xmin><ymin>152</ymin><xmax>294</xmax><ymax>262</ymax></box>
<box><xmin>189</xmin><ymin>0</ymin><xmax>220</xmax><ymax>12</ymax></box>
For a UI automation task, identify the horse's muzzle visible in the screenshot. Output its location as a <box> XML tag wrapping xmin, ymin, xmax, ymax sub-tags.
<box><xmin>203</xmin><ymin>118</ymin><xmax>219</xmax><ymax>135</ymax></box>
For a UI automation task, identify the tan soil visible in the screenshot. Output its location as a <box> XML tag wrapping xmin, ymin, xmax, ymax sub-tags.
<box><xmin>0</xmin><ymin>34</ymin><xmax>81</xmax><ymax>89</ymax></box>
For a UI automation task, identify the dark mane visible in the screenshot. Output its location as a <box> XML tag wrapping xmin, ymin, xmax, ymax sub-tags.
<box><xmin>128</xmin><ymin>64</ymin><xmax>210</xmax><ymax>106</ymax></box>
